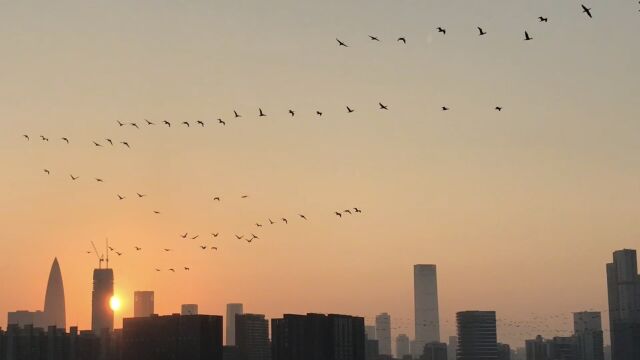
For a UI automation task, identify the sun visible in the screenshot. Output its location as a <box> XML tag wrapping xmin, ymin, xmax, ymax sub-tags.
<box><xmin>109</xmin><ymin>296</ymin><xmax>121</xmax><ymax>311</ymax></box>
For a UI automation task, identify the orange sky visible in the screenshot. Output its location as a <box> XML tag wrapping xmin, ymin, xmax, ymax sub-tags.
<box><xmin>1</xmin><ymin>0</ymin><xmax>639</xmax><ymax>348</ymax></box>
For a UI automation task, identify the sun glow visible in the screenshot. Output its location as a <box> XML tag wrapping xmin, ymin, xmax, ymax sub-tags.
<box><xmin>109</xmin><ymin>296</ymin><xmax>121</xmax><ymax>311</ymax></box>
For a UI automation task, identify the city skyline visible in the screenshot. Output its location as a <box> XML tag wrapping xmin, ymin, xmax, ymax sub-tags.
<box><xmin>1</xmin><ymin>0</ymin><xmax>640</xmax><ymax>354</ymax></box>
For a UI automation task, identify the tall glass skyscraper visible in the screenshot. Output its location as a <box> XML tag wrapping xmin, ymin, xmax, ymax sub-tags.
<box><xmin>456</xmin><ymin>311</ymin><xmax>497</xmax><ymax>360</ymax></box>
<box><xmin>606</xmin><ymin>249</ymin><xmax>640</xmax><ymax>360</ymax></box>
<box><xmin>226</xmin><ymin>303</ymin><xmax>244</xmax><ymax>345</ymax></box>
<box><xmin>91</xmin><ymin>268</ymin><xmax>114</xmax><ymax>333</ymax></box>
<box><xmin>414</xmin><ymin>264</ymin><xmax>440</xmax><ymax>357</ymax></box>
<box><xmin>43</xmin><ymin>257</ymin><xmax>66</xmax><ymax>329</ymax></box>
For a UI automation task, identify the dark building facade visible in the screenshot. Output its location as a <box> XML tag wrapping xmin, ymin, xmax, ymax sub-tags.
<box><xmin>420</xmin><ymin>342</ymin><xmax>447</xmax><ymax>360</ymax></box>
<box><xmin>456</xmin><ymin>311</ymin><xmax>498</xmax><ymax>360</ymax></box>
<box><xmin>573</xmin><ymin>312</ymin><xmax>604</xmax><ymax>360</ymax></box>
<box><xmin>235</xmin><ymin>314</ymin><xmax>271</xmax><ymax>360</ymax></box>
<box><xmin>497</xmin><ymin>343</ymin><xmax>511</xmax><ymax>360</ymax></box>
<box><xmin>271</xmin><ymin>313</ymin><xmax>365</xmax><ymax>360</ymax></box>
<box><xmin>91</xmin><ymin>269</ymin><xmax>114</xmax><ymax>334</ymax></box>
<box><xmin>121</xmin><ymin>314</ymin><xmax>223</xmax><ymax>360</ymax></box>
<box><xmin>606</xmin><ymin>249</ymin><xmax>640</xmax><ymax>360</ymax></box>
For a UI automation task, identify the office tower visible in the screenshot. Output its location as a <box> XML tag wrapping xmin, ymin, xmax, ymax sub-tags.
<box><xmin>226</xmin><ymin>303</ymin><xmax>244</xmax><ymax>345</ymax></box>
<box><xmin>375</xmin><ymin>313</ymin><xmax>392</xmax><ymax>355</ymax></box>
<box><xmin>235</xmin><ymin>313</ymin><xmax>271</xmax><ymax>360</ymax></box>
<box><xmin>497</xmin><ymin>343</ymin><xmax>511</xmax><ymax>360</ymax></box>
<box><xmin>43</xmin><ymin>258</ymin><xmax>66</xmax><ymax>329</ymax></box>
<box><xmin>271</xmin><ymin>313</ymin><xmax>365</xmax><ymax>360</ymax></box>
<box><xmin>365</xmin><ymin>339</ymin><xmax>379</xmax><ymax>360</ymax></box>
<box><xmin>421</xmin><ymin>342</ymin><xmax>448</xmax><ymax>360</ymax></box>
<box><xmin>547</xmin><ymin>337</ymin><xmax>577</xmax><ymax>360</ymax></box>
<box><xmin>448</xmin><ymin>336</ymin><xmax>458</xmax><ymax>360</ymax></box>
<box><xmin>91</xmin><ymin>268</ymin><xmax>114</xmax><ymax>333</ymax></box>
<box><xmin>133</xmin><ymin>291</ymin><xmax>154</xmax><ymax>317</ymax></box>
<box><xmin>122</xmin><ymin>313</ymin><xmax>223</xmax><ymax>360</ymax></box>
<box><xmin>365</xmin><ymin>325</ymin><xmax>377</xmax><ymax>340</ymax></box>
<box><xmin>396</xmin><ymin>334</ymin><xmax>410</xmax><ymax>358</ymax></box>
<box><xmin>606</xmin><ymin>249</ymin><xmax>640</xmax><ymax>360</ymax></box>
<box><xmin>7</xmin><ymin>310</ymin><xmax>45</xmax><ymax>328</ymax></box>
<box><xmin>525</xmin><ymin>335</ymin><xmax>546</xmax><ymax>360</ymax></box>
<box><xmin>574</xmin><ymin>312</ymin><xmax>604</xmax><ymax>360</ymax></box>
<box><xmin>414</xmin><ymin>264</ymin><xmax>440</xmax><ymax>358</ymax></box>
<box><xmin>181</xmin><ymin>304</ymin><xmax>199</xmax><ymax>315</ymax></box>
<box><xmin>456</xmin><ymin>311</ymin><xmax>497</xmax><ymax>360</ymax></box>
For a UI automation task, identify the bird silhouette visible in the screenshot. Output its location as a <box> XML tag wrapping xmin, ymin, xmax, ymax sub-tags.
<box><xmin>478</xmin><ymin>27</ymin><xmax>486</xmax><ymax>36</ymax></box>
<box><xmin>524</xmin><ymin>31</ymin><xmax>533</xmax><ymax>41</ymax></box>
<box><xmin>218</xmin><ymin>119</ymin><xmax>226</xmax><ymax>126</ymax></box>
<box><xmin>106</xmin><ymin>138</ymin><xmax>113</xmax><ymax>145</ymax></box>
<box><xmin>181</xmin><ymin>233</ymin><xmax>188</xmax><ymax>238</ymax></box>
<box><xmin>234</xmin><ymin>110</ymin><xmax>241</xmax><ymax>118</ymax></box>
<box><xmin>336</xmin><ymin>38</ymin><xmax>348</xmax><ymax>47</ymax></box>
<box><xmin>581</xmin><ymin>4</ymin><xmax>592</xmax><ymax>18</ymax></box>
<box><xmin>191</xmin><ymin>235</ymin><xmax>199</xmax><ymax>240</ymax></box>
<box><xmin>346</xmin><ymin>106</ymin><xmax>355</xmax><ymax>113</ymax></box>
<box><xmin>130</xmin><ymin>122</ymin><xmax>139</xmax><ymax>129</ymax></box>
<box><xmin>145</xmin><ymin>119</ymin><xmax>154</xmax><ymax>125</ymax></box>
<box><xmin>211</xmin><ymin>247</ymin><xmax>218</xmax><ymax>250</ymax></box>
<box><xmin>538</xmin><ymin>16</ymin><xmax>548</xmax><ymax>22</ymax></box>
<box><xmin>116</xmin><ymin>252</ymin><xmax>123</xmax><ymax>256</ymax></box>
<box><xmin>200</xmin><ymin>245</ymin><xmax>207</xmax><ymax>250</ymax></box>
<box><xmin>44</xmin><ymin>169</ymin><xmax>50</xmax><ymax>175</ymax></box>
<box><xmin>269</xmin><ymin>218</ymin><xmax>276</xmax><ymax>225</ymax></box>
<box><xmin>23</xmin><ymin>135</ymin><xmax>29</xmax><ymax>141</ymax></box>
<box><xmin>397</xmin><ymin>37</ymin><xmax>406</xmax><ymax>44</ymax></box>
<box><xmin>197</xmin><ymin>120</ymin><xmax>205</xmax><ymax>127</ymax></box>
<box><xmin>335</xmin><ymin>211</ymin><xmax>342</xmax><ymax>217</ymax></box>
<box><xmin>164</xmin><ymin>248</ymin><xmax>171</xmax><ymax>252</ymax></box>
<box><xmin>213</xmin><ymin>196</ymin><xmax>221</xmax><ymax>201</ymax></box>
<box><xmin>344</xmin><ymin>209</ymin><xmax>352</xmax><ymax>215</ymax></box>
<box><xmin>40</xmin><ymin>135</ymin><xmax>49</xmax><ymax>141</ymax></box>
<box><xmin>235</xmin><ymin>234</ymin><xmax>244</xmax><ymax>240</ymax></box>
<box><xmin>211</xmin><ymin>233</ymin><xmax>219</xmax><ymax>237</ymax></box>
<box><xmin>369</xmin><ymin>35</ymin><xmax>380</xmax><ymax>41</ymax></box>
<box><xmin>442</xmin><ymin>106</ymin><xmax>450</xmax><ymax>111</ymax></box>
<box><xmin>117</xmin><ymin>194</ymin><xmax>125</xmax><ymax>200</ymax></box>
<box><xmin>155</xmin><ymin>268</ymin><xmax>161</xmax><ymax>272</ymax></box>
<box><xmin>258</xmin><ymin>108</ymin><xmax>266</xmax><ymax>117</ymax></box>
<box><xmin>316</xmin><ymin>111</ymin><xmax>323</xmax><ymax>116</ymax></box>
<box><xmin>379</xmin><ymin>102</ymin><xmax>389</xmax><ymax>110</ymax></box>
<box><xmin>241</xmin><ymin>195</ymin><xmax>249</xmax><ymax>198</ymax></box>
<box><xmin>495</xmin><ymin>106</ymin><xmax>503</xmax><ymax>111</ymax></box>
<box><xmin>182</xmin><ymin>121</ymin><xmax>190</xmax><ymax>127</ymax></box>
<box><xmin>282</xmin><ymin>218</ymin><xmax>288</xmax><ymax>224</ymax></box>
<box><xmin>95</xmin><ymin>178</ymin><xmax>104</xmax><ymax>182</ymax></box>
<box><xmin>437</xmin><ymin>27</ymin><xmax>446</xmax><ymax>35</ymax></box>
<box><xmin>117</xmin><ymin>121</ymin><xmax>125</xmax><ymax>127</ymax></box>
<box><xmin>93</xmin><ymin>141</ymin><xmax>102</xmax><ymax>147</ymax></box>
<box><xmin>70</xmin><ymin>174</ymin><xmax>79</xmax><ymax>181</ymax></box>
<box><xmin>135</xmin><ymin>246</ymin><xmax>142</xmax><ymax>251</ymax></box>
<box><xmin>153</xmin><ymin>210</ymin><xmax>161</xmax><ymax>214</ymax></box>
<box><xmin>137</xmin><ymin>193</ymin><xmax>146</xmax><ymax>198</ymax></box>
<box><xmin>256</xmin><ymin>223</ymin><xmax>263</xmax><ymax>227</ymax></box>
<box><xmin>163</xmin><ymin>120</ymin><xmax>171</xmax><ymax>127</ymax></box>
<box><xmin>354</xmin><ymin>207</ymin><xmax>362</xmax><ymax>213</ymax></box>
<box><xmin>61</xmin><ymin>137</ymin><xmax>69</xmax><ymax>144</ymax></box>
<box><xmin>246</xmin><ymin>238</ymin><xmax>253</xmax><ymax>243</ymax></box>
<box><xmin>169</xmin><ymin>268</ymin><xmax>175</xmax><ymax>272</ymax></box>
<box><xmin>299</xmin><ymin>214</ymin><xmax>307</xmax><ymax>220</ymax></box>
<box><xmin>121</xmin><ymin>141</ymin><xmax>130</xmax><ymax>148</ymax></box>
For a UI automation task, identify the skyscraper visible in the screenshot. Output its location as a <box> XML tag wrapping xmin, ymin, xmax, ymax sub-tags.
<box><xmin>574</xmin><ymin>311</ymin><xmax>604</xmax><ymax>360</ymax></box>
<box><xmin>43</xmin><ymin>258</ymin><xmax>66</xmax><ymax>329</ymax></box>
<box><xmin>365</xmin><ymin>325</ymin><xmax>376</xmax><ymax>340</ymax></box>
<box><xmin>235</xmin><ymin>313</ymin><xmax>271</xmax><ymax>360</ymax></box>
<box><xmin>91</xmin><ymin>268</ymin><xmax>114</xmax><ymax>333</ymax></box>
<box><xmin>447</xmin><ymin>336</ymin><xmax>458</xmax><ymax>360</ymax></box>
<box><xmin>226</xmin><ymin>303</ymin><xmax>244</xmax><ymax>346</ymax></box>
<box><xmin>456</xmin><ymin>311</ymin><xmax>497</xmax><ymax>360</ymax></box>
<box><xmin>181</xmin><ymin>304</ymin><xmax>199</xmax><ymax>315</ymax></box>
<box><xmin>133</xmin><ymin>291</ymin><xmax>154</xmax><ymax>318</ymax></box>
<box><xmin>421</xmin><ymin>342</ymin><xmax>448</xmax><ymax>360</ymax></box>
<box><xmin>414</xmin><ymin>264</ymin><xmax>440</xmax><ymax>357</ymax></box>
<box><xmin>396</xmin><ymin>334</ymin><xmax>410</xmax><ymax>359</ymax></box>
<box><xmin>375</xmin><ymin>313</ymin><xmax>392</xmax><ymax>356</ymax></box>
<box><xmin>606</xmin><ymin>249</ymin><xmax>640</xmax><ymax>360</ymax></box>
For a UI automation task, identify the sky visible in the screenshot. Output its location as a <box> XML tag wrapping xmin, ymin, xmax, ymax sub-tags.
<box><xmin>1</xmin><ymin>0</ymin><xmax>640</xmax><ymax>349</ymax></box>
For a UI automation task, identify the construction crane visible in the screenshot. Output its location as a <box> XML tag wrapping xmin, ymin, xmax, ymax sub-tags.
<box><xmin>91</xmin><ymin>240</ymin><xmax>105</xmax><ymax>269</ymax></box>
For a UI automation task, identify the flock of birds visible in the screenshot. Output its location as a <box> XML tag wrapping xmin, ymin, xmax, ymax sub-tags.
<box><xmin>335</xmin><ymin>4</ymin><xmax>596</xmax><ymax>47</ymax></box>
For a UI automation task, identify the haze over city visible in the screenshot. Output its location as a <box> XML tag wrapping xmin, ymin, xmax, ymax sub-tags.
<box><xmin>1</xmin><ymin>1</ymin><xmax>639</xmax><ymax>358</ymax></box>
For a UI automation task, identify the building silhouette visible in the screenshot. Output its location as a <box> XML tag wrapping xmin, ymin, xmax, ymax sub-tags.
<box><xmin>226</xmin><ymin>303</ymin><xmax>244</xmax><ymax>346</ymax></box>
<box><xmin>91</xmin><ymin>268</ymin><xmax>114</xmax><ymax>333</ymax></box>
<box><xmin>574</xmin><ymin>312</ymin><xmax>604</xmax><ymax>360</ymax></box>
<box><xmin>235</xmin><ymin>313</ymin><xmax>271</xmax><ymax>360</ymax></box>
<box><xmin>456</xmin><ymin>311</ymin><xmax>497</xmax><ymax>360</ymax></box>
<box><xmin>181</xmin><ymin>304</ymin><xmax>199</xmax><ymax>315</ymax></box>
<box><xmin>497</xmin><ymin>343</ymin><xmax>511</xmax><ymax>360</ymax></box>
<box><xmin>420</xmin><ymin>342</ymin><xmax>447</xmax><ymax>360</ymax></box>
<box><xmin>133</xmin><ymin>291</ymin><xmax>154</xmax><ymax>318</ymax></box>
<box><xmin>525</xmin><ymin>335</ymin><xmax>578</xmax><ymax>360</ymax></box>
<box><xmin>365</xmin><ymin>325</ymin><xmax>376</xmax><ymax>341</ymax></box>
<box><xmin>121</xmin><ymin>313</ymin><xmax>223</xmax><ymax>360</ymax></box>
<box><xmin>43</xmin><ymin>258</ymin><xmax>66</xmax><ymax>330</ymax></box>
<box><xmin>414</xmin><ymin>265</ymin><xmax>440</xmax><ymax>358</ymax></box>
<box><xmin>6</xmin><ymin>310</ymin><xmax>45</xmax><ymax>329</ymax></box>
<box><xmin>271</xmin><ymin>313</ymin><xmax>365</xmax><ymax>360</ymax></box>
<box><xmin>396</xmin><ymin>333</ymin><xmax>410</xmax><ymax>359</ymax></box>
<box><xmin>375</xmin><ymin>313</ymin><xmax>391</xmax><ymax>356</ymax></box>
<box><xmin>606</xmin><ymin>249</ymin><xmax>640</xmax><ymax>360</ymax></box>
<box><xmin>447</xmin><ymin>336</ymin><xmax>457</xmax><ymax>360</ymax></box>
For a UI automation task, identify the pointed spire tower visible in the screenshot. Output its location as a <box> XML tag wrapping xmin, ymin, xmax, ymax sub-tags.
<box><xmin>43</xmin><ymin>258</ymin><xmax>66</xmax><ymax>329</ymax></box>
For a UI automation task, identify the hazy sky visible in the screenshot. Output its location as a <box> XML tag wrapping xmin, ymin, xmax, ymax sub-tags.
<box><xmin>1</xmin><ymin>0</ymin><xmax>639</xmax><ymax>348</ymax></box>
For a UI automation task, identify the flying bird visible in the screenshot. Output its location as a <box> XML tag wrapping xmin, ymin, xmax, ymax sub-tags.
<box><xmin>169</xmin><ymin>268</ymin><xmax>175</xmax><ymax>272</ymax></box>
<box><xmin>354</xmin><ymin>207</ymin><xmax>362</xmax><ymax>213</ymax></box>
<box><xmin>369</xmin><ymin>35</ymin><xmax>380</xmax><ymax>41</ymax></box>
<box><xmin>211</xmin><ymin>233</ymin><xmax>219</xmax><ymax>237</ymax></box>
<box><xmin>316</xmin><ymin>111</ymin><xmax>323</xmax><ymax>116</ymax></box>
<box><xmin>538</xmin><ymin>16</ymin><xmax>548</xmax><ymax>22</ymax></box>
<box><xmin>336</xmin><ymin>38</ymin><xmax>348</xmax><ymax>47</ymax></box>
<box><xmin>344</xmin><ymin>209</ymin><xmax>352</xmax><ymax>215</ymax></box>
<box><xmin>218</xmin><ymin>119</ymin><xmax>226</xmax><ymax>126</ymax></box>
<box><xmin>117</xmin><ymin>121</ymin><xmax>125</xmax><ymax>127</ymax></box>
<box><xmin>234</xmin><ymin>110</ymin><xmax>241</xmax><ymax>118</ymax></box>
<box><xmin>115</xmin><ymin>252</ymin><xmax>123</xmax><ymax>256</ymax></box>
<box><xmin>153</xmin><ymin>210</ymin><xmax>161</xmax><ymax>214</ymax></box>
<box><xmin>437</xmin><ymin>27</ymin><xmax>446</xmax><ymax>35</ymax></box>
<box><xmin>200</xmin><ymin>245</ymin><xmax>207</xmax><ymax>250</ymax></box>
<box><xmin>196</xmin><ymin>120</ymin><xmax>205</xmax><ymax>127</ymax></box>
<box><xmin>181</xmin><ymin>233</ymin><xmax>188</xmax><ymax>238</ymax></box>
<box><xmin>117</xmin><ymin>194</ymin><xmax>125</xmax><ymax>200</ymax></box>
<box><xmin>281</xmin><ymin>218</ymin><xmax>288</xmax><ymax>224</ymax></box>
<box><xmin>93</xmin><ymin>141</ymin><xmax>102</xmax><ymax>147</ymax></box>
<box><xmin>120</xmin><ymin>141</ymin><xmax>130</xmax><ymax>148</ymax></box>
<box><xmin>235</xmin><ymin>234</ymin><xmax>244</xmax><ymax>240</ymax></box>
<box><xmin>289</xmin><ymin>109</ymin><xmax>295</xmax><ymax>117</ymax></box>
<box><xmin>495</xmin><ymin>106</ymin><xmax>503</xmax><ymax>111</ymax></box>
<box><xmin>61</xmin><ymin>137</ymin><xmax>69</xmax><ymax>144</ymax></box>
<box><xmin>106</xmin><ymin>138</ymin><xmax>113</xmax><ymax>145</ymax></box>
<box><xmin>191</xmin><ymin>235</ymin><xmax>199</xmax><ymax>240</ymax></box>
<box><xmin>40</xmin><ymin>135</ymin><xmax>49</xmax><ymax>141</ymax></box>
<box><xmin>379</xmin><ymin>102</ymin><xmax>388</xmax><ymax>110</ymax></box>
<box><xmin>70</xmin><ymin>174</ymin><xmax>79</xmax><ymax>181</ymax></box>
<box><xmin>136</xmin><ymin>193</ymin><xmax>146</xmax><ymax>198</ymax></box>
<box><xmin>442</xmin><ymin>106</ymin><xmax>450</xmax><ymax>111</ymax></box>
<box><xmin>335</xmin><ymin>211</ymin><xmax>342</xmax><ymax>218</ymax></box>
<box><xmin>250</xmin><ymin>233</ymin><xmax>259</xmax><ymax>240</ymax></box>
<box><xmin>163</xmin><ymin>120</ymin><xmax>171</xmax><ymax>127</ymax></box>
<box><xmin>145</xmin><ymin>119</ymin><xmax>154</xmax><ymax>125</ymax></box>
<box><xmin>269</xmin><ymin>218</ymin><xmax>276</xmax><ymax>225</ymax></box>
<box><xmin>213</xmin><ymin>196</ymin><xmax>221</xmax><ymax>201</ymax></box>
<box><xmin>258</xmin><ymin>108</ymin><xmax>266</xmax><ymax>117</ymax></box>
<box><xmin>163</xmin><ymin>248</ymin><xmax>171</xmax><ymax>252</ymax></box>
<box><xmin>129</xmin><ymin>122</ymin><xmax>139</xmax><ymax>129</ymax></box>
<box><xmin>346</xmin><ymin>106</ymin><xmax>355</xmax><ymax>113</ymax></box>
<box><xmin>155</xmin><ymin>268</ymin><xmax>161</xmax><ymax>272</ymax></box>
<box><xmin>134</xmin><ymin>246</ymin><xmax>142</xmax><ymax>251</ymax></box>
<box><xmin>478</xmin><ymin>27</ymin><xmax>486</xmax><ymax>36</ymax></box>
<box><xmin>181</xmin><ymin>121</ymin><xmax>190</xmax><ymax>127</ymax></box>
<box><xmin>23</xmin><ymin>134</ymin><xmax>30</xmax><ymax>141</ymax></box>
<box><xmin>241</xmin><ymin>195</ymin><xmax>249</xmax><ymax>199</ymax></box>
<box><xmin>95</xmin><ymin>178</ymin><xmax>104</xmax><ymax>182</ymax></box>
<box><xmin>211</xmin><ymin>247</ymin><xmax>218</xmax><ymax>250</ymax></box>
<box><xmin>298</xmin><ymin>214</ymin><xmax>307</xmax><ymax>220</ymax></box>
<box><xmin>581</xmin><ymin>4</ymin><xmax>592</xmax><ymax>18</ymax></box>
<box><xmin>44</xmin><ymin>169</ymin><xmax>50</xmax><ymax>175</ymax></box>
<box><xmin>524</xmin><ymin>31</ymin><xmax>533</xmax><ymax>41</ymax></box>
<box><xmin>397</xmin><ymin>37</ymin><xmax>406</xmax><ymax>44</ymax></box>
<box><xmin>256</xmin><ymin>223</ymin><xmax>263</xmax><ymax>228</ymax></box>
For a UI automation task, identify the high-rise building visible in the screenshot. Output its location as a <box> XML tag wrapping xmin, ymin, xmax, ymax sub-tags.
<box><xmin>456</xmin><ymin>311</ymin><xmax>497</xmax><ymax>360</ymax></box>
<box><xmin>91</xmin><ymin>268</ymin><xmax>114</xmax><ymax>333</ymax></box>
<box><xmin>122</xmin><ymin>313</ymin><xmax>223</xmax><ymax>360</ymax></box>
<box><xmin>447</xmin><ymin>336</ymin><xmax>458</xmax><ymax>360</ymax></box>
<box><xmin>414</xmin><ymin>264</ymin><xmax>440</xmax><ymax>358</ymax></box>
<box><xmin>396</xmin><ymin>334</ymin><xmax>410</xmax><ymax>359</ymax></box>
<box><xmin>43</xmin><ymin>258</ymin><xmax>66</xmax><ymax>329</ymax></box>
<box><xmin>7</xmin><ymin>310</ymin><xmax>45</xmax><ymax>328</ymax></box>
<box><xmin>421</xmin><ymin>342</ymin><xmax>448</xmax><ymax>360</ymax></box>
<box><xmin>235</xmin><ymin>313</ymin><xmax>271</xmax><ymax>360</ymax></box>
<box><xmin>365</xmin><ymin>325</ymin><xmax>376</xmax><ymax>340</ymax></box>
<box><xmin>574</xmin><ymin>312</ymin><xmax>604</xmax><ymax>360</ymax></box>
<box><xmin>227</xmin><ymin>303</ymin><xmax>244</xmax><ymax>346</ymax></box>
<box><xmin>525</xmin><ymin>335</ymin><xmax>547</xmax><ymax>360</ymax></box>
<box><xmin>182</xmin><ymin>304</ymin><xmax>199</xmax><ymax>315</ymax></box>
<box><xmin>133</xmin><ymin>291</ymin><xmax>154</xmax><ymax>317</ymax></box>
<box><xmin>497</xmin><ymin>343</ymin><xmax>511</xmax><ymax>360</ymax></box>
<box><xmin>606</xmin><ymin>249</ymin><xmax>640</xmax><ymax>360</ymax></box>
<box><xmin>271</xmin><ymin>313</ymin><xmax>365</xmax><ymax>360</ymax></box>
<box><xmin>375</xmin><ymin>313</ymin><xmax>392</xmax><ymax>356</ymax></box>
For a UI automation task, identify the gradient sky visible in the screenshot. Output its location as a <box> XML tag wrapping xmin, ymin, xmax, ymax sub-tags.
<box><xmin>1</xmin><ymin>0</ymin><xmax>639</xmax><ymax>348</ymax></box>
